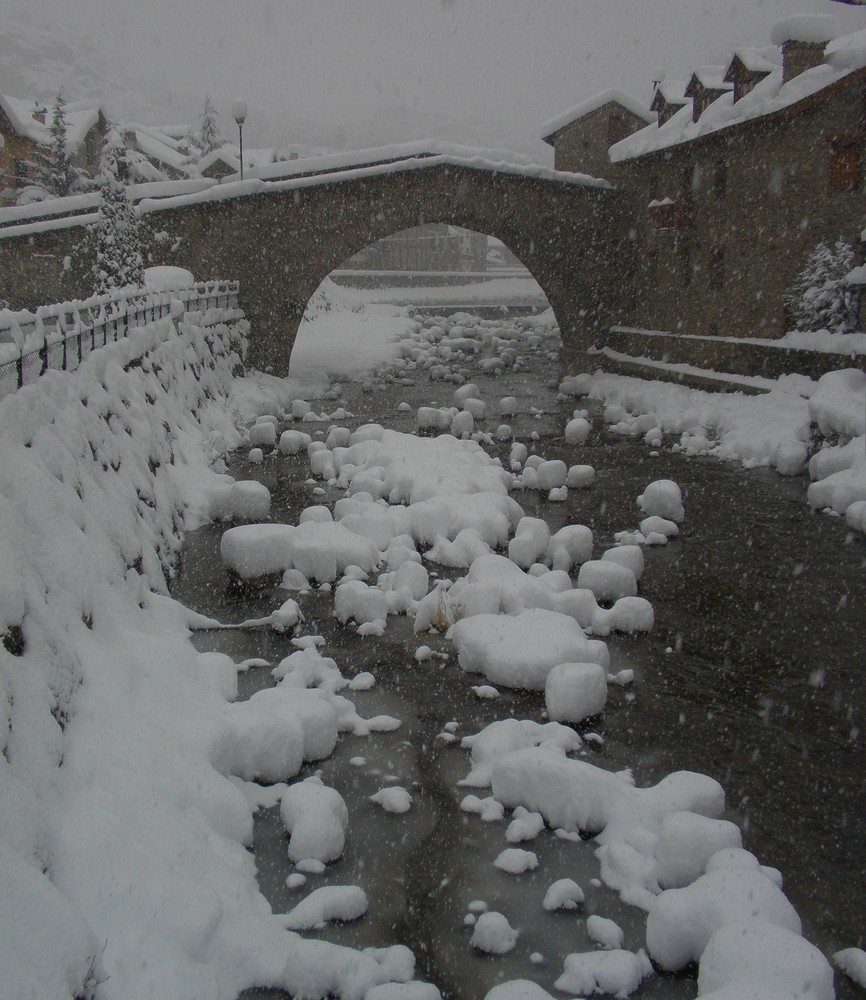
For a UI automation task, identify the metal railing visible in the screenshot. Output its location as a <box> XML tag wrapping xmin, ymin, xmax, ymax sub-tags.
<box><xmin>0</xmin><ymin>281</ymin><xmax>239</xmax><ymax>398</ymax></box>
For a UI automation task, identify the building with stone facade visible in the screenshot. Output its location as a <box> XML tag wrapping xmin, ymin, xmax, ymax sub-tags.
<box><xmin>539</xmin><ymin>89</ymin><xmax>654</xmax><ymax>177</ymax></box>
<box><xmin>541</xmin><ymin>17</ymin><xmax>866</xmax><ymax>340</ymax></box>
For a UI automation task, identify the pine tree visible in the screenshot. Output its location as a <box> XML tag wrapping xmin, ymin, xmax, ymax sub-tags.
<box><xmin>47</xmin><ymin>91</ymin><xmax>76</xmax><ymax>197</ymax></box>
<box><xmin>785</xmin><ymin>239</ymin><xmax>858</xmax><ymax>334</ymax></box>
<box><xmin>185</xmin><ymin>96</ymin><xmax>228</xmax><ymax>166</ymax></box>
<box><xmin>92</xmin><ymin>129</ymin><xmax>144</xmax><ymax>295</ymax></box>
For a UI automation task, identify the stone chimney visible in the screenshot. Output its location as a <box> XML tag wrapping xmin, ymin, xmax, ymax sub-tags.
<box><xmin>771</xmin><ymin>14</ymin><xmax>837</xmax><ymax>84</ymax></box>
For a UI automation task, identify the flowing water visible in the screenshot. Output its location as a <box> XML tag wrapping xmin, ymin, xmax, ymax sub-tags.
<box><xmin>170</xmin><ymin>321</ymin><xmax>865</xmax><ymax>1000</ymax></box>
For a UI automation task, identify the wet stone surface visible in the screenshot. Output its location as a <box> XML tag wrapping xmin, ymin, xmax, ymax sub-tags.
<box><xmin>170</xmin><ymin>320</ymin><xmax>865</xmax><ymax>1000</ymax></box>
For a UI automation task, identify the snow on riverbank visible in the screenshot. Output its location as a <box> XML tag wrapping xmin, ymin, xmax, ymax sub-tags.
<box><xmin>0</xmin><ymin>310</ymin><xmax>420</xmax><ymax>999</ymax></box>
<box><xmin>561</xmin><ymin>367</ymin><xmax>866</xmax><ymax>533</ymax></box>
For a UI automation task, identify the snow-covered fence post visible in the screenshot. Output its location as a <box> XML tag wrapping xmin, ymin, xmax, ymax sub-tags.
<box><xmin>57</xmin><ymin>311</ymin><xmax>69</xmax><ymax>371</ymax></box>
<box><xmin>9</xmin><ymin>316</ymin><xmax>25</xmax><ymax>389</ymax></box>
<box><xmin>34</xmin><ymin>315</ymin><xmax>49</xmax><ymax>376</ymax></box>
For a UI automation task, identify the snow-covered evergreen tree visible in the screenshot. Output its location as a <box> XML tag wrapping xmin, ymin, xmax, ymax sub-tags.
<box><xmin>46</xmin><ymin>91</ymin><xmax>76</xmax><ymax>197</ymax></box>
<box><xmin>92</xmin><ymin>129</ymin><xmax>144</xmax><ymax>295</ymax></box>
<box><xmin>185</xmin><ymin>96</ymin><xmax>228</xmax><ymax>166</ymax></box>
<box><xmin>785</xmin><ymin>239</ymin><xmax>858</xmax><ymax>334</ymax></box>
<box><xmin>26</xmin><ymin>92</ymin><xmax>97</xmax><ymax>200</ymax></box>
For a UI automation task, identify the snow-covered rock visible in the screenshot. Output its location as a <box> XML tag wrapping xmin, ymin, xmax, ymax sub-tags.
<box><xmin>280</xmin><ymin>778</ymin><xmax>349</xmax><ymax>864</ymax></box>
<box><xmin>542</xmin><ymin>878</ymin><xmax>585</xmax><ymax>911</ymax></box>
<box><xmin>451</xmin><ymin>608</ymin><xmax>606</xmax><ymax>690</ymax></box>
<box><xmin>282</xmin><ymin>885</ymin><xmax>369</xmax><ymax>930</ymax></box>
<box><xmin>637</xmin><ymin>479</ymin><xmax>684</xmax><ymax>522</ymax></box>
<box><xmin>554</xmin><ymin>949</ymin><xmax>653</xmax><ymax>998</ymax></box>
<box><xmin>471</xmin><ymin>912</ymin><xmax>518</xmax><ymax>954</ymax></box>
<box><xmin>544</xmin><ymin>662</ymin><xmax>608</xmax><ymax>723</ymax></box>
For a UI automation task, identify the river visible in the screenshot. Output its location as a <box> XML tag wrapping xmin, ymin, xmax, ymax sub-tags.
<box><xmin>169</xmin><ymin>313</ymin><xmax>865</xmax><ymax>1000</ymax></box>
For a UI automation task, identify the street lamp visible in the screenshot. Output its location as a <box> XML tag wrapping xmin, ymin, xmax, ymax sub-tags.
<box><xmin>231</xmin><ymin>100</ymin><xmax>247</xmax><ymax>180</ymax></box>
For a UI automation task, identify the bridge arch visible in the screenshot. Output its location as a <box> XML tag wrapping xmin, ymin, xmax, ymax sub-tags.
<box><xmin>291</xmin><ymin>223</ymin><xmax>552</xmax><ymax>377</ymax></box>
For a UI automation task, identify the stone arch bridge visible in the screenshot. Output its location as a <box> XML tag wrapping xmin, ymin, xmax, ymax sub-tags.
<box><xmin>0</xmin><ymin>154</ymin><xmax>636</xmax><ymax>373</ymax></box>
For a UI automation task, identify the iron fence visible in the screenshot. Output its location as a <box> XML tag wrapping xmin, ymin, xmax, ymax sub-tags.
<box><xmin>0</xmin><ymin>281</ymin><xmax>239</xmax><ymax>398</ymax></box>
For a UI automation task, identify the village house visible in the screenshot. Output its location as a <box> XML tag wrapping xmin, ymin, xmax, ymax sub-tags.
<box><xmin>541</xmin><ymin>15</ymin><xmax>866</xmax><ymax>341</ymax></box>
<box><xmin>539</xmin><ymin>89</ymin><xmax>654</xmax><ymax>177</ymax></box>
<box><xmin>0</xmin><ymin>95</ymin><xmax>107</xmax><ymax>205</ymax></box>
<box><xmin>121</xmin><ymin>124</ymin><xmax>194</xmax><ymax>182</ymax></box>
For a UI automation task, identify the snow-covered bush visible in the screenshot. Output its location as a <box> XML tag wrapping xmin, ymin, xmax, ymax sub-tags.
<box><xmin>784</xmin><ymin>239</ymin><xmax>859</xmax><ymax>334</ymax></box>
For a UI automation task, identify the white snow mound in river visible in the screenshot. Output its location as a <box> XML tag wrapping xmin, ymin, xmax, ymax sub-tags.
<box><xmin>280</xmin><ymin>778</ymin><xmax>349</xmax><ymax>864</ymax></box>
<box><xmin>450</xmin><ymin>608</ymin><xmax>608</xmax><ymax>690</ymax></box>
<box><xmin>698</xmin><ymin>919</ymin><xmax>834</xmax><ymax>1000</ymax></box>
<box><xmin>282</xmin><ymin>885</ymin><xmax>368</xmax><ymax>930</ymax></box>
<box><xmin>220</xmin><ymin>521</ymin><xmax>380</xmax><ymax>581</ymax></box>
<box><xmin>637</xmin><ymin>479</ymin><xmax>684</xmax><ymax>522</ymax></box>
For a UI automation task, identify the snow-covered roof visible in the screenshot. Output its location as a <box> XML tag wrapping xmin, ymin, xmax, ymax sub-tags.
<box><xmin>539</xmin><ymin>89</ymin><xmax>654</xmax><ymax>144</ymax></box>
<box><xmin>127</xmin><ymin>123</ymin><xmax>187</xmax><ymax>153</ymax></box>
<box><xmin>0</xmin><ymin>177</ymin><xmax>216</xmax><ymax>229</ymax></box>
<box><xmin>726</xmin><ymin>46</ymin><xmax>781</xmax><ymax>77</ymax></box>
<box><xmin>244</xmin><ymin>148</ymin><xmax>276</xmax><ymax>169</ymax></box>
<box><xmin>685</xmin><ymin>66</ymin><xmax>732</xmax><ymax>94</ymax></box>
<box><xmin>770</xmin><ymin>13</ymin><xmax>838</xmax><ymax>46</ymax></box>
<box><xmin>131</xmin><ymin>128</ymin><xmax>191</xmax><ymax>173</ymax></box>
<box><xmin>153</xmin><ymin>123</ymin><xmax>192</xmax><ymax>141</ymax></box>
<box><xmin>652</xmin><ymin>80</ymin><xmax>688</xmax><ymax>105</ymax></box>
<box><xmin>611</xmin><ymin>25</ymin><xmax>866</xmax><ymax>163</ymax></box>
<box><xmin>198</xmin><ymin>147</ymin><xmax>241</xmax><ymax>174</ymax></box>
<box><xmin>0</xmin><ymin>94</ymin><xmax>102</xmax><ymax>152</ymax></box>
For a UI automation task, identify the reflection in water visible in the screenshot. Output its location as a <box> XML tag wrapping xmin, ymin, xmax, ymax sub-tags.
<box><xmin>171</xmin><ymin>346</ymin><xmax>865</xmax><ymax>1000</ymax></box>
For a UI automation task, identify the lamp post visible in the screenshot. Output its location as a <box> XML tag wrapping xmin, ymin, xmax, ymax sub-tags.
<box><xmin>231</xmin><ymin>100</ymin><xmax>247</xmax><ymax>180</ymax></box>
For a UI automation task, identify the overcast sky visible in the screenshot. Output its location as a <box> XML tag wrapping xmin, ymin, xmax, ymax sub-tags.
<box><xmin>4</xmin><ymin>0</ymin><xmax>864</xmax><ymax>160</ymax></box>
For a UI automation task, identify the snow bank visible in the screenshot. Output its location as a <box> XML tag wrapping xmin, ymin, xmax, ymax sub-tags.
<box><xmin>0</xmin><ymin>308</ymin><xmax>415</xmax><ymax>999</ymax></box>
<box><xmin>568</xmin><ymin>367</ymin><xmax>866</xmax><ymax>531</ymax></box>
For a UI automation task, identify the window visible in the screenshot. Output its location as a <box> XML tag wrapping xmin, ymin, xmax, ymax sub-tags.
<box><xmin>828</xmin><ymin>135</ymin><xmax>862</xmax><ymax>191</ymax></box>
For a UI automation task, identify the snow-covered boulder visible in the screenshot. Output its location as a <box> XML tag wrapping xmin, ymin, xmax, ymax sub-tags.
<box><xmin>554</xmin><ymin>950</ymin><xmax>653</xmax><ymax>998</ymax></box>
<box><xmin>471</xmin><ymin>912</ymin><xmax>518</xmax><ymax>954</ymax></box>
<box><xmin>542</xmin><ymin>878</ymin><xmax>585</xmax><ymax>911</ymax></box>
<box><xmin>645</xmin><ymin>867</ymin><xmax>801</xmax><ymax>971</ymax></box>
<box><xmin>638</xmin><ymin>480</ymin><xmax>684</xmax><ymax>522</ymax></box>
<box><xmin>451</xmin><ymin>608</ymin><xmax>604</xmax><ymax>690</ymax></box>
<box><xmin>699</xmin><ymin>920</ymin><xmax>834</xmax><ymax>1000</ymax></box>
<box><xmin>283</xmin><ymin>885</ymin><xmax>368</xmax><ymax>931</ymax></box>
<box><xmin>577</xmin><ymin>560</ymin><xmax>638</xmax><ymax>603</ymax></box>
<box><xmin>544</xmin><ymin>662</ymin><xmax>608</xmax><ymax>723</ymax></box>
<box><xmin>280</xmin><ymin>778</ymin><xmax>349</xmax><ymax>865</ymax></box>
